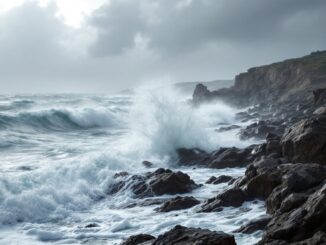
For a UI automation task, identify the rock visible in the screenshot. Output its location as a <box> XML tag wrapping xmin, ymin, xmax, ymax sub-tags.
<box><xmin>216</xmin><ymin>125</ymin><xmax>241</xmax><ymax>132</ymax></box>
<box><xmin>281</xmin><ymin>114</ymin><xmax>326</xmax><ymax>164</ymax></box>
<box><xmin>148</xmin><ymin>169</ymin><xmax>199</xmax><ymax>196</ymax></box>
<box><xmin>152</xmin><ymin>225</ymin><xmax>236</xmax><ymax>245</ymax></box>
<box><xmin>176</xmin><ymin>148</ymin><xmax>208</xmax><ymax>166</ymax></box>
<box><xmin>205</xmin><ymin>146</ymin><xmax>255</xmax><ymax>169</ymax></box>
<box><xmin>313</xmin><ymin>88</ymin><xmax>326</xmax><ymax>106</ymax></box>
<box><xmin>114</xmin><ymin>171</ymin><xmax>129</xmax><ymax>179</ymax></box>
<box><xmin>107</xmin><ymin>168</ymin><xmax>199</xmax><ymax>198</ymax></box>
<box><xmin>192</xmin><ymin>84</ymin><xmax>212</xmax><ymax>104</ymax></box>
<box><xmin>261</xmin><ymin>181</ymin><xmax>326</xmax><ymax>244</ymax></box>
<box><xmin>205</xmin><ymin>175</ymin><xmax>234</xmax><ymax>185</ymax></box>
<box><xmin>85</xmin><ymin>223</ymin><xmax>100</xmax><ymax>228</ymax></box>
<box><xmin>121</xmin><ymin>234</ymin><xmax>155</xmax><ymax>245</ymax></box>
<box><xmin>200</xmin><ymin>188</ymin><xmax>248</xmax><ymax>212</ymax></box>
<box><xmin>142</xmin><ymin>161</ymin><xmax>154</xmax><ymax>168</ymax></box>
<box><xmin>234</xmin><ymin>215</ymin><xmax>271</xmax><ymax>234</ymax></box>
<box><xmin>240</xmin><ymin>121</ymin><xmax>284</xmax><ymax>140</ymax></box>
<box><xmin>155</xmin><ymin>196</ymin><xmax>200</xmax><ymax>212</ymax></box>
<box><xmin>313</xmin><ymin>106</ymin><xmax>326</xmax><ymax>115</ymax></box>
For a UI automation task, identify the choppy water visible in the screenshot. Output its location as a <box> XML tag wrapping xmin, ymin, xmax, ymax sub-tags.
<box><xmin>0</xmin><ymin>88</ymin><xmax>264</xmax><ymax>244</ymax></box>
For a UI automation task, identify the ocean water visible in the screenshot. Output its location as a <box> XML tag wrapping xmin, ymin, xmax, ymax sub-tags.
<box><xmin>0</xmin><ymin>88</ymin><xmax>265</xmax><ymax>244</ymax></box>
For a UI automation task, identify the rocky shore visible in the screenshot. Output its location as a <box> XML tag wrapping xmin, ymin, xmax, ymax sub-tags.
<box><xmin>116</xmin><ymin>51</ymin><xmax>326</xmax><ymax>244</ymax></box>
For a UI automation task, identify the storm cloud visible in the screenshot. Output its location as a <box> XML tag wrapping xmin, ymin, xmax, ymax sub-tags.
<box><xmin>0</xmin><ymin>0</ymin><xmax>326</xmax><ymax>93</ymax></box>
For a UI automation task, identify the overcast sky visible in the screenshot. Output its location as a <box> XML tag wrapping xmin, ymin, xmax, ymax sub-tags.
<box><xmin>0</xmin><ymin>0</ymin><xmax>326</xmax><ymax>93</ymax></box>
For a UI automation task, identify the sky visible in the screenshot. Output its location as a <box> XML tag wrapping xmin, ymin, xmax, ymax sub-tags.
<box><xmin>0</xmin><ymin>0</ymin><xmax>326</xmax><ymax>93</ymax></box>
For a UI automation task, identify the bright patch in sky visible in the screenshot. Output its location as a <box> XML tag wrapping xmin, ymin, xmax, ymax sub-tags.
<box><xmin>0</xmin><ymin>0</ymin><xmax>108</xmax><ymax>27</ymax></box>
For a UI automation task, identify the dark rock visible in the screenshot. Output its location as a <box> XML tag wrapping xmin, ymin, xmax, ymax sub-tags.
<box><xmin>206</xmin><ymin>146</ymin><xmax>256</xmax><ymax>169</ymax></box>
<box><xmin>114</xmin><ymin>171</ymin><xmax>129</xmax><ymax>179</ymax></box>
<box><xmin>313</xmin><ymin>88</ymin><xmax>326</xmax><ymax>106</ymax></box>
<box><xmin>121</xmin><ymin>234</ymin><xmax>155</xmax><ymax>245</ymax></box>
<box><xmin>240</xmin><ymin>121</ymin><xmax>284</xmax><ymax>140</ymax></box>
<box><xmin>156</xmin><ymin>196</ymin><xmax>200</xmax><ymax>212</ymax></box>
<box><xmin>216</xmin><ymin>125</ymin><xmax>241</xmax><ymax>132</ymax></box>
<box><xmin>261</xmin><ymin>182</ymin><xmax>326</xmax><ymax>243</ymax></box>
<box><xmin>234</xmin><ymin>215</ymin><xmax>271</xmax><ymax>234</ymax></box>
<box><xmin>85</xmin><ymin>223</ymin><xmax>100</xmax><ymax>228</ymax></box>
<box><xmin>152</xmin><ymin>225</ymin><xmax>236</xmax><ymax>245</ymax></box>
<box><xmin>176</xmin><ymin>148</ymin><xmax>208</xmax><ymax>166</ymax></box>
<box><xmin>107</xmin><ymin>168</ymin><xmax>199</xmax><ymax>198</ymax></box>
<box><xmin>206</xmin><ymin>175</ymin><xmax>234</xmax><ymax>185</ymax></box>
<box><xmin>148</xmin><ymin>169</ymin><xmax>199</xmax><ymax>196</ymax></box>
<box><xmin>200</xmin><ymin>188</ymin><xmax>247</xmax><ymax>212</ymax></box>
<box><xmin>281</xmin><ymin>114</ymin><xmax>326</xmax><ymax>164</ymax></box>
<box><xmin>142</xmin><ymin>161</ymin><xmax>154</xmax><ymax>168</ymax></box>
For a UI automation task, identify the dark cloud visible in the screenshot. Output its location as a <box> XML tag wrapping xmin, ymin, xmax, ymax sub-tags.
<box><xmin>88</xmin><ymin>0</ymin><xmax>326</xmax><ymax>55</ymax></box>
<box><xmin>0</xmin><ymin>0</ymin><xmax>326</xmax><ymax>93</ymax></box>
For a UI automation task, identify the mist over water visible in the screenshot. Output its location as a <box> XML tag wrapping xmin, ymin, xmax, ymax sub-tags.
<box><xmin>0</xmin><ymin>87</ymin><xmax>263</xmax><ymax>244</ymax></box>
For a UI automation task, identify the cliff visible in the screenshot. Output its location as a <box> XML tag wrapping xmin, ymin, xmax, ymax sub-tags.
<box><xmin>193</xmin><ymin>51</ymin><xmax>326</xmax><ymax>107</ymax></box>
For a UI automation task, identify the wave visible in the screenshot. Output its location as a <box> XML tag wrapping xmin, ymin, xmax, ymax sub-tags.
<box><xmin>0</xmin><ymin>108</ymin><xmax>120</xmax><ymax>131</ymax></box>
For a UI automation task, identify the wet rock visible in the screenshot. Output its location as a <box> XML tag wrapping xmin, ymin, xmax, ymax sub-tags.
<box><xmin>200</xmin><ymin>188</ymin><xmax>247</xmax><ymax>212</ymax></box>
<box><xmin>107</xmin><ymin>168</ymin><xmax>199</xmax><ymax>198</ymax></box>
<box><xmin>176</xmin><ymin>148</ymin><xmax>208</xmax><ymax>166</ymax></box>
<box><xmin>313</xmin><ymin>88</ymin><xmax>326</xmax><ymax>106</ymax></box>
<box><xmin>156</xmin><ymin>196</ymin><xmax>200</xmax><ymax>212</ymax></box>
<box><xmin>261</xmin><ymin>181</ymin><xmax>326</xmax><ymax>244</ymax></box>
<box><xmin>205</xmin><ymin>146</ymin><xmax>256</xmax><ymax>169</ymax></box>
<box><xmin>216</xmin><ymin>125</ymin><xmax>241</xmax><ymax>132</ymax></box>
<box><xmin>114</xmin><ymin>171</ymin><xmax>129</xmax><ymax>179</ymax></box>
<box><xmin>121</xmin><ymin>234</ymin><xmax>155</xmax><ymax>245</ymax></box>
<box><xmin>234</xmin><ymin>215</ymin><xmax>271</xmax><ymax>234</ymax></box>
<box><xmin>152</xmin><ymin>225</ymin><xmax>236</xmax><ymax>245</ymax></box>
<box><xmin>142</xmin><ymin>161</ymin><xmax>154</xmax><ymax>168</ymax></box>
<box><xmin>313</xmin><ymin>106</ymin><xmax>326</xmax><ymax>115</ymax></box>
<box><xmin>148</xmin><ymin>169</ymin><xmax>199</xmax><ymax>196</ymax></box>
<box><xmin>281</xmin><ymin>114</ymin><xmax>326</xmax><ymax>164</ymax></box>
<box><xmin>205</xmin><ymin>175</ymin><xmax>234</xmax><ymax>185</ymax></box>
<box><xmin>85</xmin><ymin>223</ymin><xmax>100</xmax><ymax>228</ymax></box>
<box><xmin>240</xmin><ymin>121</ymin><xmax>285</xmax><ymax>140</ymax></box>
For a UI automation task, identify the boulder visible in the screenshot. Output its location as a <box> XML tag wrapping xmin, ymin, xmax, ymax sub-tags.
<box><xmin>155</xmin><ymin>196</ymin><xmax>200</xmax><ymax>212</ymax></box>
<box><xmin>152</xmin><ymin>225</ymin><xmax>236</xmax><ymax>245</ymax></box>
<box><xmin>107</xmin><ymin>168</ymin><xmax>199</xmax><ymax>198</ymax></box>
<box><xmin>121</xmin><ymin>234</ymin><xmax>155</xmax><ymax>245</ymax></box>
<box><xmin>176</xmin><ymin>148</ymin><xmax>208</xmax><ymax>166</ymax></box>
<box><xmin>313</xmin><ymin>88</ymin><xmax>326</xmax><ymax>106</ymax></box>
<box><xmin>206</xmin><ymin>175</ymin><xmax>234</xmax><ymax>185</ymax></box>
<box><xmin>281</xmin><ymin>114</ymin><xmax>326</xmax><ymax>164</ymax></box>
<box><xmin>234</xmin><ymin>215</ymin><xmax>271</xmax><ymax>234</ymax></box>
<box><xmin>200</xmin><ymin>188</ymin><xmax>248</xmax><ymax>212</ymax></box>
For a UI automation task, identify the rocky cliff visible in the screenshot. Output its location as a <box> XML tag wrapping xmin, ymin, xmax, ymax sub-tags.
<box><xmin>193</xmin><ymin>51</ymin><xmax>326</xmax><ymax>107</ymax></box>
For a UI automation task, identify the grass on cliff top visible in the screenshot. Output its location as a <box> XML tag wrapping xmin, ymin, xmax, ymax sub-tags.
<box><xmin>300</xmin><ymin>52</ymin><xmax>326</xmax><ymax>74</ymax></box>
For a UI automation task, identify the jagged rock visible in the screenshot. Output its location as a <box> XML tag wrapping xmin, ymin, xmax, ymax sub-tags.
<box><xmin>142</xmin><ymin>161</ymin><xmax>154</xmax><ymax>168</ymax></box>
<box><xmin>114</xmin><ymin>171</ymin><xmax>129</xmax><ymax>179</ymax></box>
<box><xmin>216</xmin><ymin>125</ymin><xmax>241</xmax><ymax>132</ymax></box>
<box><xmin>155</xmin><ymin>196</ymin><xmax>200</xmax><ymax>212</ymax></box>
<box><xmin>234</xmin><ymin>215</ymin><xmax>271</xmax><ymax>234</ymax></box>
<box><xmin>205</xmin><ymin>146</ymin><xmax>256</xmax><ymax>169</ymax></box>
<box><xmin>121</xmin><ymin>234</ymin><xmax>155</xmax><ymax>245</ymax></box>
<box><xmin>176</xmin><ymin>148</ymin><xmax>208</xmax><ymax>166</ymax></box>
<box><xmin>200</xmin><ymin>188</ymin><xmax>247</xmax><ymax>212</ymax></box>
<box><xmin>313</xmin><ymin>106</ymin><xmax>326</xmax><ymax>115</ymax></box>
<box><xmin>205</xmin><ymin>175</ymin><xmax>234</xmax><ymax>185</ymax></box>
<box><xmin>281</xmin><ymin>114</ymin><xmax>326</xmax><ymax>164</ymax></box>
<box><xmin>107</xmin><ymin>168</ymin><xmax>199</xmax><ymax>198</ymax></box>
<box><xmin>313</xmin><ymin>88</ymin><xmax>326</xmax><ymax>106</ymax></box>
<box><xmin>260</xmin><ymin>181</ymin><xmax>326</xmax><ymax>244</ymax></box>
<box><xmin>240</xmin><ymin>121</ymin><xmax>284</xmax><ymax>140</ymax></box>
<box><xmin>152</xmin><ymin>225</ymin><xmax>236</xmax><ymax>245</ymax></box>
